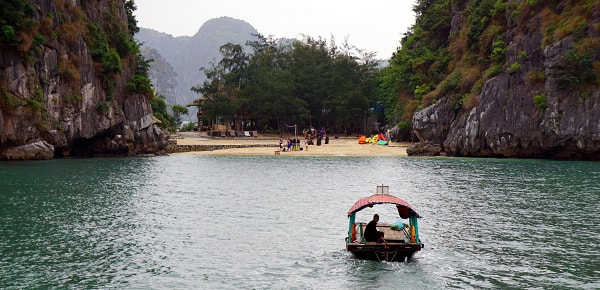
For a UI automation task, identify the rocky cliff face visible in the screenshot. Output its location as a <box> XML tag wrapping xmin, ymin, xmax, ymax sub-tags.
<box><xmin>413</xmin><ymin>2</ymin><xmax>600</xmax><ymax>160</ymax></box>
<box><xmin>142</xmin><ymin>48</ymin><xmax>178</xmax><ymax>104</ymax></box>
<box><xmin>135</xmin><ymin>17</ymin><xmax>258</xmax><ymax>113</ymax></box>
<box><xmin>0</xmin><ymin>0</ymin><xmax>167</xmax><ymax>160</ymax></box>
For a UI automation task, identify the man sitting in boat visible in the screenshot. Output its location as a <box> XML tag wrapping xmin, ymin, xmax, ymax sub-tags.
<box><xmin>364</xmin><ymin>214</ymin><xmax>385</xmax><ymax>242</ymax></box>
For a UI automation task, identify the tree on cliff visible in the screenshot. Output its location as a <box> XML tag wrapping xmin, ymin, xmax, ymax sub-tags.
<box><xmin>375</xmin><ymin>0</ymin><xmax>452</xmax><ymax>138</ymax></box>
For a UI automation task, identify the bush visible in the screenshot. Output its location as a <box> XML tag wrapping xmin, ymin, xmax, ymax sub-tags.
<box><xmin>511</xmin><ymin>6</ymin><xmax>523</xmax><ymax>20</ymax></box>
<box><xmin>396</xmin><ymin>120</ymin><xmax>412</xmax><ymax>139</ymax></box>
<box><xmin>527</xmin><ymin>67</ymin><xmax>546</xmax><ymax>83</ymax></box>
<box><xmin>64</xmin><ymin>94</ymin><xmax>82</xmax><ymax>103</ymax></box>
<box><xmin>533</xmin><ymin>94</ymin><xmax>547</xmax><ymax>110</ymax></box>
<box><xmin>114</xmin><ymin>30</ymin><xmax>135</xmax><ymax>57</ymax></box>
<box><xmin>86</xmin><ymin>23</ymin><xmax>124</xmax><ymax>75</ymax></box>
<box><xmin>25</xmin><ymin>98</ymin><xmax>44</xmax><ymax>112</ymax></box>
<box><xmin>39</xmin><ymin>17</ymin><xmax>53</xmax><ymax>35</ymax></box>
<box><xmin>101</xmin><ymin>77</ymin><xmax>117</xmax><ymax>100</ymax></box>
<box><xmin>59</xmin><ymin>57</ymin><xmax>81</xmax><ymax>91</ymax></box>
<box><xmin>580</xmin><ymin>90</ymin><xmax>592</xmax><ymax>99</ymax></box>
<box><xmin>439</xmin><ymin>71</ymin><xmax>462</xmax><ymax>96</ymax></box>
<box><xmin>484</xmin><ymin>64</ymin><xmax>503</xmax><ymax>79</ymax></box>
<box><xmin>472</xmin><ymin>79</ymin><xmax>484</xmax><ymax>94</ymax></box>
<box><xmin>151</xmin><ymin>95</ymin><xmax>177</xmax><ymax>132</ymax></box>
<box><xmin>58</xmin><ymin>22</ymin><xmax>84</xmax><ymax>45</ymax></box>
<box><xmin>127</xmin><ymin>75</ymin><xmax>152</xmax><ymax>95</ymax></box>
<box><xmin>466</xmin><ymin>0</ymin><xmax>496</xmax><ymax>50</ymax></box>
<box><xmin>124</xmin><ymin>0</ymin><xmax>139</xmax><ymax>34</ymax></box>
<box><xmin>180</xmin><ymin>122</ymin><xmax>196</xmax><ymax>132</ymax></box>
<box><xmin>0</xmin><ymin>0</ymin><xmax>34</xmax><ymax>45</ymax></box>
<box><xmin>518</xmin><ymin>51</ymin><xmax>528</xmax><ymax>60</ymax></box>
<box><xmin>1</xmin><ymin>25</ymin><xmax>18</xmax><ymax>44</ymax></box>
<box><xmin>573</xmin><ymin>22</ymin><xmax>587</xmax><ymax>41</ymax></box>
<box><xmin>413</xmin><ymin>84</ymin><xmax>430</xmax><ymax>101</ymax></box>
<box><xmin>492</xmin><ymin>0</ymin><xmax>508</xmax><ymax>16</ymax></box>
<box><xmin>96</xmin><ymin>102</ymin><xmax>110</xmax><ymax>114</ymax></box>
<box><xmin>0</xmin><ymin>86</ymin><xmax>21</xmax><ymax>110</ymax></box>
<box><xmin>102</xmin><ymin>49</ymin><xmax>122</xmax><ymax>74</ymax></box>
<box><xmin>87</xmin><ymin>23</ymin><xmax>109</xmax><ymax>62</ymax></box>
<box><xmin>490</xmin><ymin>39</ymin><xmax>506</xmax><ymax>63</ymax></box>
<box><xmin>451</xmin><ymin>94</ymin><xmax>468</xmax><ymax>112</ymax></box>
<box><xmin>560</xmin><ymin>49</ymin><xmax>597</xmax><ymax>88</ymax></box>
<box><xmin>126</xmin><ymin>43</ymin><xmax>154</xmax><ymax>97</ymax></box>
<box><xmin>33</xmin><ymin>34</ymin><xmax>45</xmax><ymax>46</ymax></box>
<box><xmin>507</xmin><ymin>62</ymin><xmax>521</xmax><ymax>73</ymax></box>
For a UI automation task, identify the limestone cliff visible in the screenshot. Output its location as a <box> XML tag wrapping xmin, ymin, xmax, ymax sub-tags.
<box><xmin>135</xmin><ymin>17</ymin><xmax>259</xmax><ymax>119</ymax></box>
<box><xmin>410</xmin><ymin>1</ymin><xmax>600</xmax><ymax>160</ymax></box>
<box><xmin>142</xmin><ymin>48</ymin><xmax>177</xmax><ymax>105</ymax></box>
<box><xmin>0</xmin><ymin>0</ymin><xmax>167</xmax><ymax>160</ymax></box>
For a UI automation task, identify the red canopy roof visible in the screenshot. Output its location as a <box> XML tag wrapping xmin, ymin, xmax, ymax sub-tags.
<box><xmin>347</xmin><ymin>193</ymin><xmax>421</xmax><ymax>218</ymax></box>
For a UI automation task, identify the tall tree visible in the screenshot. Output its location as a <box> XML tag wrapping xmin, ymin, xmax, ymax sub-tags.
<box><xmin>171</xmin><ymin>104</ymin><xmax>189</xmax><ymax>127</ymax></box>
<box><xmin>191</xmin><ymin>60</ymin><xmax>241</xmax><ymax>127</ymax></box>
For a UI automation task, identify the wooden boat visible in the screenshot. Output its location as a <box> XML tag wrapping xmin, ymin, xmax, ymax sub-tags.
<box><xmin>346</xmin><ymin>185</ymin><xmax>424</xmax><ymax>262</ymax></box>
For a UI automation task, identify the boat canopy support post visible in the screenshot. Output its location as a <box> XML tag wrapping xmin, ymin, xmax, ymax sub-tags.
<box><xmin>409</xmin><ymin>216</ymin><xmax>419</xmax><ymax>242</ymax></box>
<box><xmin>348</xmin><ymin>213</ymin><xmax>356</xmax><ymax>244</ymax></box>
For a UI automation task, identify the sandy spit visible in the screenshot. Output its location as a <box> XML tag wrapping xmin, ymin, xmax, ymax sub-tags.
<box><xmin>172</xmin><ymin>132</ymin><xmax>410</xmax><ymax>157</ymax></box>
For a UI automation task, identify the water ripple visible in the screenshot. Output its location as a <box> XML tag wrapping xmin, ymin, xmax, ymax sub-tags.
<box><xmin>1</xmin><ymin>156</ymin><xmax>598</xmax><ymax>288</ymax></box>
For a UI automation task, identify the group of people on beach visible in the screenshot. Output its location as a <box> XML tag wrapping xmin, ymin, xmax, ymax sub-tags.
<box><xmin>303</xmin><ymin>127</ymin><xmax>327</xmax><ymax>145</ymax></box>
<box><xmin>279</xmin><ymin>127</ymin><xmax>328</xmax><ymax>152</ymax></box>
<box><xmin>280</xmin><ymin>137</ymin><xmax>303</xmax><ymax>151</ymax></box>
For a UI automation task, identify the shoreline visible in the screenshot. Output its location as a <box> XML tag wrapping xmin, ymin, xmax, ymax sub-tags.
<box><xmin>170</xmin><ymin>132</ymin><xmax>411</xmax><ymax>157</ymax></box>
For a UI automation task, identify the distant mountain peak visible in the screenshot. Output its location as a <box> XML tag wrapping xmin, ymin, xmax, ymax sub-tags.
<box><xmin>135</xmin><ymin>17</ymin><xmax>259</xmax><ymax>120</ymax></box>
<box><xmin>194</xmin><ymin>16</ymin><xmax>256</xmax><ymax>37</ymax></box>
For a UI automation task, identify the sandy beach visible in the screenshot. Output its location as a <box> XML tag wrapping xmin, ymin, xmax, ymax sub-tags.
<box><xmin>173</xmin><ymin>132</ymin><xmax>410</xmax><ymax>156</ymax></box>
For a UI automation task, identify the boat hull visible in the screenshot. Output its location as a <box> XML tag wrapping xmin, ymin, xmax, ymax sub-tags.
<box><xmin>346</xmin><ymin>242</ymin><xmax>424</xmax><ymax>262</ymax></box>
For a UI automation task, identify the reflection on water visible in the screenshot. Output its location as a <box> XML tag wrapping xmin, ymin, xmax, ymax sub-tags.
<box><xmin>1</xmin><ymin>156</ymin><xmax>598</xmax><ymax>288</ymax></box>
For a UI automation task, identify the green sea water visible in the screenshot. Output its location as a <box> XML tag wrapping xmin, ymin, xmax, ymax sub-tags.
<box><xmin>1</xmin><ymin>156</ymin><xmax>598</xmax><ymax>289</ymax></box>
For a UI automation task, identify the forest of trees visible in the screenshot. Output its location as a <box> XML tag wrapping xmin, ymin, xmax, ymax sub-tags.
<box><xmin>191</xmin><ymin>35</ymin><xmax>381</xmax><ymax>135</ymax></box>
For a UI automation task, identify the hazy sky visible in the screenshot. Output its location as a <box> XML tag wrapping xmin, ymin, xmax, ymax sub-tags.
<box><xmin>134</xmin><ymin>0</ymin><xmax>417</xmax><ymax>59</ymax></box>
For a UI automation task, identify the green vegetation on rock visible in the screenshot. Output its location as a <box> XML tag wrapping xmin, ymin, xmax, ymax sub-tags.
<box><xmin>376</xmin><ymin>0</ymin><xmax>599</xmax><ymax>139</ymax></box>
<box><xmin>151</xmin><ymin>95</ymin><xmax>178</xmax><ymax>132</ymax></box>
<box><xmin>0</xmin><ymin>0</ymin><xmax>33</xmax><ymax>45</ymax></box>
<box><xmin>561</xmin><ymin>48</ymin><xmax>597</xmax><ymax>88</ymax></box>
<box><xmin>0</xmin><ymin>0</ymin><xmax>168</xmax><ymax>157</ymax></box>
<box><xmin>533</xmin><ymin>94</ymin><xmax>547</xmax><ymax>110</ymax></box>
<box><xmin>507</xmin><ymin>62</ymin><xmax>521</xmax><ymax>73</ymax></box>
